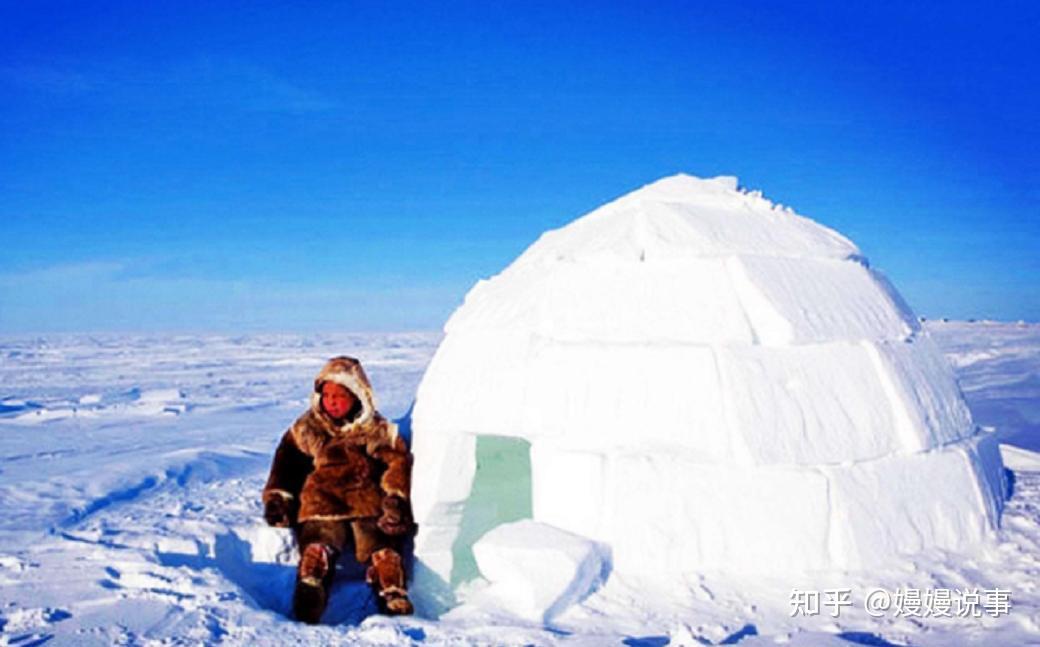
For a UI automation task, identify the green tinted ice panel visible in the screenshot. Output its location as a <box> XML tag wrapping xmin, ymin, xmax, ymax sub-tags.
<box><xmin>450</xmin><ymin>435</ymin><xmax>532</xmax><ymax>586</ymax></box>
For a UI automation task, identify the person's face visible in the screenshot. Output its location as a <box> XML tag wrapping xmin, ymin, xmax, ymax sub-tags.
<box><xmin>320</xmin><ymin>382</ymin><xmax>356</xmax><ymax>419</ymax></box>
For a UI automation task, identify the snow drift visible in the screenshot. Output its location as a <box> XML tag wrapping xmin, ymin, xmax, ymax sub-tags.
<box><xmin>409</xmin><ymin>174</ymin><xmax>1006</xmax><ymax>614</ymax></box>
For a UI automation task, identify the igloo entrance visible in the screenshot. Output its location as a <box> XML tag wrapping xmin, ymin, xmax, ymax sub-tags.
<box><xmin>450</xmin><ymin>435</ymin><xmax>532</xmax><ymax>586</ymax></box>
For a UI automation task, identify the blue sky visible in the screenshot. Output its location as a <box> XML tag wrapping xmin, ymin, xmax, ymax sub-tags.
<box><xmin>2</xmin><ymin>1</ymin><xmax>1037</xmax><ymax>331</ymax></box>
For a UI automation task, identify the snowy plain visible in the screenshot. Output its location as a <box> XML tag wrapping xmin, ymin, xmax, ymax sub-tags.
<box><xmin>0</xmin><ymin>321</ymin><xmax>1038</xmax><ymax>646</ymax></box>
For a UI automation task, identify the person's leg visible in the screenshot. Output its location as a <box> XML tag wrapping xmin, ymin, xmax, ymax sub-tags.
<box><xmin>351</xmin><ymin>519</ymin><xmax>413</xmax><ymax>615</ymax></box>
<box><xmin>293</xmin><ymin>519</ymin><xmax>350</xmax><ymax>623</ymax></box>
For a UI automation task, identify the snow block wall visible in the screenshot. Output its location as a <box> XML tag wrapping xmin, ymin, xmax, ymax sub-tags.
<box><xmin>410</xmin><ymin>174</ymin><xmax>1006</xmax><ymax>605</ymax></box>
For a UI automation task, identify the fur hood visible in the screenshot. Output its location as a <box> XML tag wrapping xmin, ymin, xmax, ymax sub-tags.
<box><xmin>310</xmin><ymin>356</ymin><xmax>378</xmax><ymax>435</ymax></box>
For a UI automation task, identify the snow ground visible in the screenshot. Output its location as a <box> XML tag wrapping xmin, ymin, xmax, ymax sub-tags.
<box><xmin>0</xmin><ymin>323</ymin><xmax>1038</xmax><ymax>646</ymax></box>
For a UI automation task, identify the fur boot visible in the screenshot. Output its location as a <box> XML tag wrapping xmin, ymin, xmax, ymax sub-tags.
<box><xmin>365</xmin><ymin>547</ymin><xmax>413</xmax><ymax>615</ymax></box>
<box><xmin>293</xmin><ymin>543</ymin><xmax>336</xmax><ymax>624</ymax></box>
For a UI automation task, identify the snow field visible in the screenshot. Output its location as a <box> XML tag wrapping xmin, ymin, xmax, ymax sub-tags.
<box><xmin>0</xmin><ymin>325</ymin><xmax>1038</xmax><ymax>644</ymax></box>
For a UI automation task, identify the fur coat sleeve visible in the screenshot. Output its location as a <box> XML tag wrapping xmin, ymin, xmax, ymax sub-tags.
<box><xmin>369</xmin><ymin>431</ymin><xmax>412</xmax><ymax>500</ymax></box>
<box><xmin>262</xmin><ymin>424</ymin><xmax>314</xmax><ymax>507</ymax></box>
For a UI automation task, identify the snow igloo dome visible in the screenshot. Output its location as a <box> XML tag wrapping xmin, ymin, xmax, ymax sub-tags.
<box><xmin>410</xmin><ymin>174</ymin><xmax>1006</xmax><ymax>596</ymax></box>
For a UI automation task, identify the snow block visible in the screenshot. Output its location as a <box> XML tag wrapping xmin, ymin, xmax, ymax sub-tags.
<box><xmin>603</xmin><ymin>453</ymin><xmax>833</xmax><ymax>575</ymax></box>
<box><xmin>647</xmin><ymin>196</ymin><xmax>859</xmax><ymax>260</ymax></box>
<box><xmin>413</xmin><ymin>331</ymin><xmax>529</xmax><ymax>437</ymax></box>
<box><xmin>728</xmin><ymin>255</ymin><xmax>917</xmax><ymax>345</ymax></box>
<box><xmin>530</xmin><ymin>444</ymin><xmax>607</xmax><ymax>540</ymax></box>
<box><xmin>824</xmin><ymin>439</ymin><xmax>995</xmax><ymax>566</ymax></box>
<box><xmin>542</xmin><ymin>259</ymin><xmax>754</xmax><ymax>343</ymax></box>
<box><xmin>872</xmin><ymin>335</ymin><xmax>975</xmax><ymax>447</ymax></box>
<box><xmin>471</xmin><ymin>519</ymin><xmax>609</xmax><ymax>622</ymax></box>
<box><xmin>521</xmin><ymin>342</ymin><xmax>736</xmax><ymax>459</ymax></box>
<box><xmin>717</xmin><ymin>341</ymin><xmax>910</xmax><ymax>465</ymax></box>
<box><xmin>411</xmin><ymin>432</ymin><xmax>476</xmax><ymax>533</ymax></box>
<box><xmin>594</xmin><ymin>440</ymin><xmax>1000</xmax><ymax>575</ymax></box>
<box><xmin>516</xmin><ymin>175</ymin><xmax>859</xmax><ymax>264</ymax></box>
<box><xmin>970</xmin><ymin>432</ymin><xmax>1007</xmax><ymax>525</ymax></box>
<box><xmin>445</xmin><ymin>265</ymin><xmax>545</xmax><ymax>334</ymax></box>
<box><xmin>412</xmin><ymin>521</ymin><xmax>463</xmax><ymax>588</ymax></box>
<box><xmin>448</xmin><ymin>258</ymin><xmax>755</xmax><ymax>344</ymax></box>
<box><xmin>582</xmin><ymin>260</ymin><xmax>751</xmax><ymax>343</ymax></box>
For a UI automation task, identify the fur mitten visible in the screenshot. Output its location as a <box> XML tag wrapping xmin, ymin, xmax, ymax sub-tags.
<box><xmin>376</xmin><ymin>495</ymin><xmax>415</xmax><ymax>536</ymax></box>
<box><xmin>264</xmin><ymin>496</ymin><xmax>294</xmax><ymax>528</ymax></box>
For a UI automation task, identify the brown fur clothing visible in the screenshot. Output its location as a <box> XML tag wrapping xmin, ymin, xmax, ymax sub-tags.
<box><xmin>262</xmin><ymin>356</ymin><xmax>413</xmax><ymax>523</ymax></box>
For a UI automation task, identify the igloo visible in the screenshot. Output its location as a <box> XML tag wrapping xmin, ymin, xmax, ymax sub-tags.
<box><xmin>409</xmin><ymin>174</ymin><xmax>1006</xmax><ymax>604</ymax></box>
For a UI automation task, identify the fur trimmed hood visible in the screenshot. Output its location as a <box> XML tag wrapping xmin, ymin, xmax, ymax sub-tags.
<box><xmin>310</xmin><ymin>356</ymin><xmax>377</xmax><ymax>434</ymax></box>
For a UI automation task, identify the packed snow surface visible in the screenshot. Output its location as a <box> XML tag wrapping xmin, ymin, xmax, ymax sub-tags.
<box><xmin>410</xmin><ymin>175</ymin><xmax>1005</xmax><ymax>595</ymax></box>
<box><xmin>0</xmin><ymin>323</ymin><xmax>1038</xmax><ymax>644</ymax></box>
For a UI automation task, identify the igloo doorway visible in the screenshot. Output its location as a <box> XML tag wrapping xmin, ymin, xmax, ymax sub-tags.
<box><xmin>450</xmin><ymin>435</ymin><xmax>533</xmax><ymax>586</ymax></box>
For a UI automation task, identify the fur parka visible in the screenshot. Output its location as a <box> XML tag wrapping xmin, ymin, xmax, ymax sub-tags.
<box><xmin>262</xmin><ymin>356</ymin><xmax>412</xmax><ymax>523</ymax></box>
